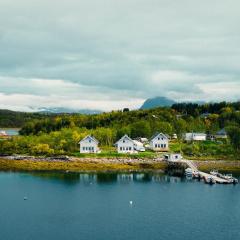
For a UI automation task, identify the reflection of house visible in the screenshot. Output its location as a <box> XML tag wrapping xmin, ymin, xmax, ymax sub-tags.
<box><xmin>185</xmin><ymin>133</ymin><xmax>206</xmax><ymax>141</ymax></box>
<box><xmin>215</xmin><ymin>129</ymin><xmax>228</xmax><ymax>139</ymax></box>
<box><xmin>149</xmin><ymin>133</ymin><xmax>169</xmax><ymax>151</ymax></box>
<box><xmin>79</xmin><ymin>135</ymin><xmax>100</xmax><ymax>153</ymax></box>
<box><xmin>115</xmin><ymin>135</ymin><xmax>136</xmax><ymax>154</ymax></box>
<box><xmin>164</xmin><ymin>154</ymin><xmax>182</xmax><ymax>162</ymax></box>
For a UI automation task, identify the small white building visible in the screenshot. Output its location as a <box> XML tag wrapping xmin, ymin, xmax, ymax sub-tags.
<box><xmin>164</xmin><ymin>154</ymin><xmax>182</xmax><ymax>162</ymax></box>
<box><xmin>115</xmin><ymin>135</ymin><xmax>136</xmax><ymax>154</ymax></box>
<box><xmin>215</xmin><ymin>129</ymin><xmax>228</xmax><ymax>139</ymax></box>
<box><xmin>133</xmin><ymin>140</ymin><xmax>145</xmax><ymax>152</ymax></box>
<box><xmin>185</xmin><ymin>133</ymin><xmax>207</xmax><ymax>141</ymax></box>
<box><xmin>79</xmin><ymin>135</ymin><xmax>100</xmax><ymax>153</ymax></box>
<box><xmin>149</xmin><ymin>133</ymin><xmax>169</xmax><ymax>152</ymax></box>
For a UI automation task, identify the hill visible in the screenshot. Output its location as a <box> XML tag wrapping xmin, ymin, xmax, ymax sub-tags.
<box><xmin>140</xmin><ymin>97</ymin><xmax>175</xmax><ymax>109</ymax></box>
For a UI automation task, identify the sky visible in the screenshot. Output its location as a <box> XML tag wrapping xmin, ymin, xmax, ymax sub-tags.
<box><xmin>0</xmin><ymin>0</ymin><xmax>240</xmax><ymax>112</ymax></box>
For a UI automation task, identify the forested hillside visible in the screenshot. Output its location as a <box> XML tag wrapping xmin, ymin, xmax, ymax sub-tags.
<box><xmin>0</xmin><ymin>110</ymin><xmax>55</xmax><ymax>128</ymax></box>
<box><xmin>0</xmin><ymin>101</ymin><xmax>240</xmax><ymax>157</ymax></box>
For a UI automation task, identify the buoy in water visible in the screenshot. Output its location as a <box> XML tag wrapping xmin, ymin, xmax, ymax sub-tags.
<box><xmin>129</xmin><ymin>201</ymin><xmax>133</xmax><ymax>205</ymax></box>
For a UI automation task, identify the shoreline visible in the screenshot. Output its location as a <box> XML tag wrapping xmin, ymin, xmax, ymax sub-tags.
<box><xmin>1</xmin><ymin>156</ymin><xmax>240</xmax><ymax>173</ymax></box>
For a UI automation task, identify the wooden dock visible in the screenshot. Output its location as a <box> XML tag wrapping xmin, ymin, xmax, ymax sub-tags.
<box><xmin>180</xmin><ymin>159</ymin><xmax>233</xmax><ymax>184</ymax></box>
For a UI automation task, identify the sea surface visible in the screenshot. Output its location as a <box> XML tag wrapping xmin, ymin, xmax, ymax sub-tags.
<box><xmin>0</xmin><ymin>128</ymin><xmax>19</xmax><ymax>136</ymax></box>
<box><xmin>0</xmin><ymin>171</ymin><xmax>239</xmax><ymax>240</ymax></box>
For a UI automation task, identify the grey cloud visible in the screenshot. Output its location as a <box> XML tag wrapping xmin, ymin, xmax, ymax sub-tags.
<box><xmin>0</xmin><ymin>0</ymin><xmax>240</xmax><ymax>111</ymax></box>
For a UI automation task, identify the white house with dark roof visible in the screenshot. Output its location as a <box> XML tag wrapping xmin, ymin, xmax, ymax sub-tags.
<box><xmin>149</xmin><ymin>133</ymin><xmax>169</xmax><ymax>151</ymax></box>
<box><xmin>115</xmin><ymin>135</ymin><xmax>137</xmax><ymax>154</ymax></box>
<box><xmin>79</xmin><ymin>135</ymin><xmax>100</xmax><ymax>153</ymax></box>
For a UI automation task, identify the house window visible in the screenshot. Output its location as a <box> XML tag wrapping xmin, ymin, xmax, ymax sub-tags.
<box><xmin>161</xmin><ymin>144</ymin><xmax>163</xmax><ymax>148</ymax></box>
<box><xmin>126</xmin><ymin>147</ymin><xmax>128</xmax><ymax>151</ymax></box>
<box><xmin>129</xmin><ymin>147</ymin><xmax>131</xmax><ymax>150</ymax></box>
<box><xmin>123</xmin><ymin>140</ymin><xmax>125</xmax><ymax>143</ymax></box>
<box><xmin>158</xmin><ymin>137</ymin><xmax>160</xmax><ymax>140</ymax></box>
<box><xmin>83</xmin><ymin>147</ymin><xmax>85</xmax><ymax>150</ymax></box>
<box><xmin>164</xmin><ymin>144</ymin><xmax>166</xmax><ymax>148</ymax></box>
<box><xmin>123</xmin><ymin>147</ymin><xmax>125</xmax><ymax>150</ymax></box>
<box><xmin>120</xmin><ymin>147</ymin><xmax>122</xmax><ymax>151</ymax></box>
<box><xmin>155</xmin><ymin>144</ymin><xmax>158</xmax><ymax>148</ymax></box>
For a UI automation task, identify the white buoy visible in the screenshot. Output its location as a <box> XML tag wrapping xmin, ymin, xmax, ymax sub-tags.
<box><xmin>129</xmin><ymin>201</ymin><xmax>133</xmax><ymax>205</ymax></box>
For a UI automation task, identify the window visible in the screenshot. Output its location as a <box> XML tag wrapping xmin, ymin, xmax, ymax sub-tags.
<box><xmin>120</xmin><ymin>147</ymin><xmax>122</xmax><ymax>151</ymax></box>
<box><xmin>155</xmin><ymin>144</ymin><xmax>158</xmax><ymax>148</ymax></box>
<box><xmin>164</xmin><ymin>144</ymin><xmax>166</xmax><ymax>148</ymax></box>
<box><xmin>83</xmin><ymin>147</ymin><xmax>85</xmax><ymax>150</ymax></box>
<box><xmin>161</xmin><ymin>144</ymin><xmax>163</xmax><ymax>148</ymax></box>
<box><xmin>123</xmin><ymin>147</ymin><xmax>125</xmax><ymax>150</ymax></box>
<box><xmin>158</xmin><ymin>137</ymin><xmax>160</xmax><ymax>140</ymax></box>
<box><xmin>123</xmin><ymin>140</ymin><xmax>125</xmax><ymax>143</ymax></box>
<box><xmin>129</xmin><ymin>147</ymin><xmax>132</xmax><ymax>150</ymax></box>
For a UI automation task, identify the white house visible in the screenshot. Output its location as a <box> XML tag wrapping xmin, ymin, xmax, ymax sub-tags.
<box><xmin>185</xmin><ymin>133</ymin><xmax>207</xmax><ymax>141</ymax></box>
<box><xmin>115</xmin><ymin>135</ymin><xmax>136</xmax><ymax>154</ymax></box>
<box><xmin>164</xmin><ymin>154</ymin><xmax>182</xmax><ymax>162</ymax></box>
<box><xmin>149</xmin><ymin>133</ymin><xmax>169</xmax><ymax>151</ymax></box>
<box><xmin>79</xmin><ymin>135</ymin><xmax>100</xmax><ymax>153</ymax></box>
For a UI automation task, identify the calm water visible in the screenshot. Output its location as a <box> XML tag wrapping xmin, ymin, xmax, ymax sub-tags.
<box><xmin>0</xmin><ymin>128</ymin><xmax>19</xmax><ymax>136</ymax></box>
<box><xmin>0</xmin><ymin>171</ymin><xmax>240</xmax><ymax>240</ymax></box>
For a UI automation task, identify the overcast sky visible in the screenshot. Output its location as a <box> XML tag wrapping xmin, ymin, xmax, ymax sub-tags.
<box><xmin>0</xmin><ymin>0</ymin><xmax>240</xmax><ymax>111</ymax></box>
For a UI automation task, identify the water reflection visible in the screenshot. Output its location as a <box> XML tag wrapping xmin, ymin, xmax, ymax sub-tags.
<box><xmin>28</xmin><ymin>171</ymin><xmax>186</xmax><ymax>185</ymax></box>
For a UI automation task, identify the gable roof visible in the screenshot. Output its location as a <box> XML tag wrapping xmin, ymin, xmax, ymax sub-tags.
<box><xmin>79</xmin><ymin>135</ymin><xmax>99</xmax><ymax>144</ymax></box>
<box><xmin>115</xmin><ymin>134</ymin><xmax>134</xmax><ymax>145</ymax></box>
<box><xmin>216</xmin><ymin>128</ymin><xmax>227</xmax><ymax>135</ymax></box>
<box><xmin>150</xmin><ymin>132</ymin><xmax>168</xmax><ymax>142</ymax></box>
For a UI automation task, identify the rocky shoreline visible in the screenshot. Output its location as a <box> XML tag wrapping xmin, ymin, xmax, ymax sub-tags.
<box><xmin>0</xmin><ymin>155</ymin><xmax>240</xmax><ymax>172</ymax></box>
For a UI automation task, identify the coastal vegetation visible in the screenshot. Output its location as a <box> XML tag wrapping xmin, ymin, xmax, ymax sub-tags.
<box><xmin>0</xmin><ymin>102</ymin><xmax>240</xmax><ymax>160</ymax></box>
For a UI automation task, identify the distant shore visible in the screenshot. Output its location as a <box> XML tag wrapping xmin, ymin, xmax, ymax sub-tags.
<box><xmin>0</xmin><ymin>156</ymin><xmax>240</xmax><ymax>173</ymax></box>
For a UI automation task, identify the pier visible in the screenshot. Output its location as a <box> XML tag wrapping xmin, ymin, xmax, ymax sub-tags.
<box><xmin>170</xmin><ymin>159</ymin><xmax>236</xmax><ymax>184</ymax></box>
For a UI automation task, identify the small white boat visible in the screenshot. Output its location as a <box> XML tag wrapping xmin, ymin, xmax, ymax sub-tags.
<box><xmin>210</xmin><ymin>170</ymin><xmax>219</xmax><ymax>176</ymax></box>
<box><xmin>185</xmin><ymin>168</ymin><xmax>193</xmax><ymax>176</ymax></box>
<box><xmin>204</xmin><ymin>176</ymin><xmax>216</xmax><ymax>184</ymax></box>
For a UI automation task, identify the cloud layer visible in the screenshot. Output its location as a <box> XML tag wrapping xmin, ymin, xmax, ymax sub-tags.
<box><xmin>0</xmin><ymin>0</ymin><xmax>239</xmax><ymax>111</ymax></box>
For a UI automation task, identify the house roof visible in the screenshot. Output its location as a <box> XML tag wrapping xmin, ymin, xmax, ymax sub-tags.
<box><xmin>115</xmin><ymin>134</ymin><xmax>134</xmax><ymax>145</ymax></box>
<box><xmin>79</xmin><ymin>135</ymin><xmax>99</xmax><ymax>144</ymax></box>
<box><xmin>216</xmin><ymin>128</ymin><xmax>227</xmax><ymax>135</ymax></box>
<box><xmin>150</xmin><ymin>132</ymin><xmax>169</xmax><ymax>141</ymax></box>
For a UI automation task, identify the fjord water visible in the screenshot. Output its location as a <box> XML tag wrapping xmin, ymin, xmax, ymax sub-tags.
<box><xmin>0</xmin><ymin>172</ymin><xmax>239</xmax><ymax>240</ymax></box>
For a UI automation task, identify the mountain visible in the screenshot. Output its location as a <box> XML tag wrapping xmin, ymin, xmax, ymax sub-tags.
<box><xmin>140</xmin><ymin>97</ymin><xmax>176</xmax><ymax>109</ymax></box>
<box><xmin>37</xmin><ymin>107</ymin><xmax>102</xmax><ymax>115</ymax></box>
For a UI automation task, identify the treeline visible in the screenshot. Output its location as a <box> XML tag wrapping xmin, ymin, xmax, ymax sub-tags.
<box><xmin>0</xmin><ymin>110</ymin><xmax>56</xmax><ymax>128</ymax></box>
<box><xmin>172</xmin><ymin>101</ymin><xmax>240</xmax><ymax>116</ymax></box>
<box><xmin>19</xmin><ymin>108</ymin><xmax>207</xmax><ymax>137</ymax></box>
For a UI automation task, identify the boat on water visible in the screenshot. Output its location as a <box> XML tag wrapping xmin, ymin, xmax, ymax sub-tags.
<box><xmin>204</xmin><ymin>176</ymin><xmax>216</xmax><ymax>185</ymax></box>
<box><xmin>222</xmin><ymin>174</ymin><xmax>238</xmax><ymax>184</ymax></box>
<box><xmin>210</xmin><ymin>170</ymin><xmax>238</xmax><ymax>184</ymax></box>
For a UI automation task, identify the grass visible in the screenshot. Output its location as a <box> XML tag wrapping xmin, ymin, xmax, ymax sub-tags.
<box><xmin>72</xmin><ymin>148</ymin><xmax>157</xmax><ymax>159</ymax></box>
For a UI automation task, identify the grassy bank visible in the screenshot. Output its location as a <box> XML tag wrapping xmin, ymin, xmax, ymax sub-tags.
<box><xmin>0</xmin><ymin>159</ymin><xmax>167</xmax><ymax>172</ymax></box>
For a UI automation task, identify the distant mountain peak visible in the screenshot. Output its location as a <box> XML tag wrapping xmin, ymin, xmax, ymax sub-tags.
<box><xmin>140</xmin><ymin>97</ymin><xmax>175</xmax><ymax>109</ymax></box>
<box><xmin>37</xmin><ymin>107</ymin><xmax>102</xmax><ymax>115</ymax></box>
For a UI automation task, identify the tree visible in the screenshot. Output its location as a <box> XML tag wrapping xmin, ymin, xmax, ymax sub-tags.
<box><xmin>226</xmin><ymin>126</ymin><xmax>240</xmax><ymax>151</ymax></box>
